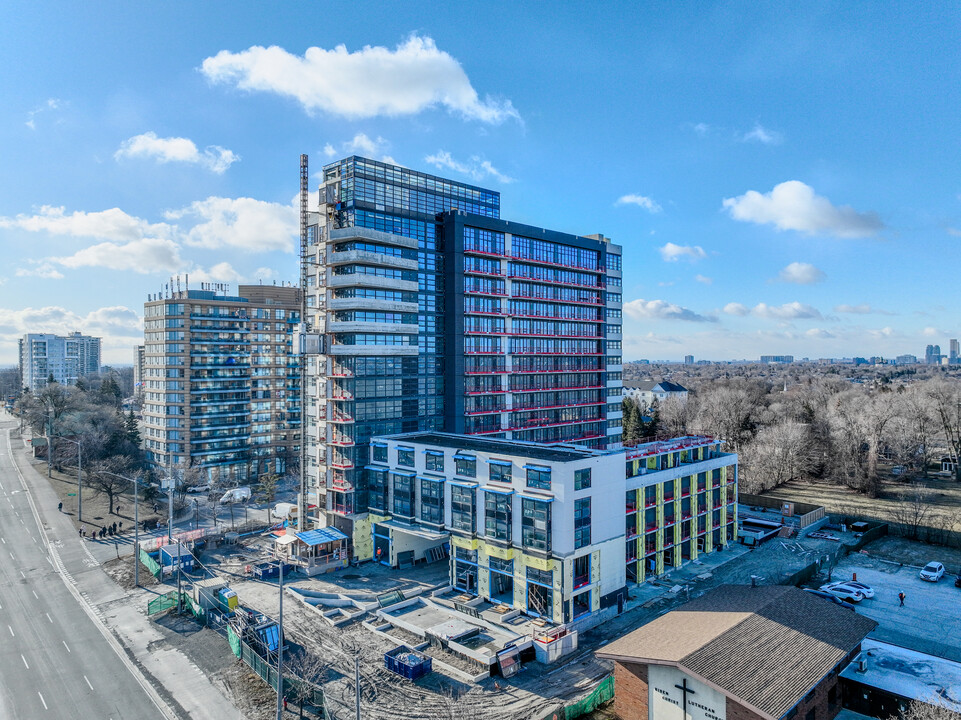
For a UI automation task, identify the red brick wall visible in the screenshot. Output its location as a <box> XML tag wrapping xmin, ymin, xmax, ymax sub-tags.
<box><xmin>611</xmin><ymin>660</ymin><xmax>843</xmax><ymax>720</ymax></box>
<box><xmin>612</xmin><ymin>662</ymin><xmax>649</xmax><ymax>719</ymax></box>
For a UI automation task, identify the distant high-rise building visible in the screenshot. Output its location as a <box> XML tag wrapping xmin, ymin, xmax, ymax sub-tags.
<box><xmin>19</xmin><ymin>332</ymin><xmax>101</xmax><ymax>391</ymax></box>
<box><xmin>760</xmin><ymin>355</ymin><xmax>794</xmax><ymax>364</ymax></box>
<box><xmin>950</xmin><ymin>339</ymin><xmax>959</xmax><ymax>363</ymax></box>
<box><xmin>142</xmin><ymin>284</ymin><xmax>301</xmax><ymax>483</ymax></box>
<box><xmin>895</xmin><ymin>354</ymin><xmax>918</xmax><ymax>365</ymax></box>
<box><xmin>925</xmin><ymin>344</ymin><xmax>943</xmax><ymax>365</ymax></box>
<box><xmin>684</xmin><ymin>355</ymin><xmax>694</xmax><ymax>365</ymax></box>
<box><xmin>303</xmin><ymin>155</ymin><xmax>623</xmax><ymax>551</ymax></box>
<box><xmin>133</xmin><ymin>345</ymin><xmax>145</xmax><ymax>390</ymax></box>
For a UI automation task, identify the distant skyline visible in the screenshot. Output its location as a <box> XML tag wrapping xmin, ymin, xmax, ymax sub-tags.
<box><xmin>2</xmin><ymin>3</ymin><xmax>961</xmax><ymax>365</ymax></box>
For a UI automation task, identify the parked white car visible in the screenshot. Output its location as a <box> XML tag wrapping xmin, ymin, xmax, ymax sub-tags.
<box><xmin>186</xmin><ymin>483</ymin><xmax>211</xmax><ymax>494</ymax></box>
<box><xmin>823</xmin><ymin>581</ymin><xmax>874</xmax><ymax>599</ymax></box>
<box><xmin>920</xmin><ymin>562</ymin><xmax>945</xmax><ymax>582</ymax></box>
<box><xmin>818</xmin><ymin>583</ymin><xmax>865</xmax><ymax>602</ymax></box>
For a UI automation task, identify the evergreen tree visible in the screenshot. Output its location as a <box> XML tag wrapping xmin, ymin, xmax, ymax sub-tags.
<box><xmin>125</xmin><ymin>409</ymin><xmax>141</xmax><ymax>446</ymax></box>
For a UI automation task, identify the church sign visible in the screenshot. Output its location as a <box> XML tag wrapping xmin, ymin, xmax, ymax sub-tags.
<box><xmin>648</xmin><ymin>665</ymin><xmax>726</xmax><ymax>720</ymax></box>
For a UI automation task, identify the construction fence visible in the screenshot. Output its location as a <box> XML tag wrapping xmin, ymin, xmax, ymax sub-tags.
<box><xmin>226</xmin><ymin>626</ymin><xmax>324</xmax><ymax>711</ymax></box>
<box><xmin>139</xmin><ymin>546</ymin><xmax>162</xmax><ymax>579</ymax></box>
<box><xmin>536</xmin><ymin>674</ymin><xmax>615</xmax><ymax>720</ymax></box>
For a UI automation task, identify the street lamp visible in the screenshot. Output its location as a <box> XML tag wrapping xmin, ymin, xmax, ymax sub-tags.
<box><xmin>99</xmin><ymin>470</ymin><xmax>141</xmax><ymax>588</ymax></box>
<box><xmin>57</xmin><ymin>437</ymin><xmax>82</xmax><ymax>520</ymax></box>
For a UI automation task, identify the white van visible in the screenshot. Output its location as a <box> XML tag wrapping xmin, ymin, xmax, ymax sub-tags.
<box><xmin>219</xmin><ymin>486</ymin><xmax>251</xmax><ymax>504</ymax></box>
<box><xmin>272</xmin><ymin>502</ymin><xmax>297</xmax><ymax>520</ymax></box>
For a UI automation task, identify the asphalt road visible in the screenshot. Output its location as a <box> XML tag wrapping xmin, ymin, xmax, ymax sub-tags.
<box><xmin>0</xmin><ymin>417</ymin><xmax>168</xmax><ymax>719</ymax></box>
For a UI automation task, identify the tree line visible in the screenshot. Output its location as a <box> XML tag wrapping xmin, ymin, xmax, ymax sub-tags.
<box><xmin>622</xmin><ymin>366</ymin><xmax>961</xmax><ymax>498</ymax></box>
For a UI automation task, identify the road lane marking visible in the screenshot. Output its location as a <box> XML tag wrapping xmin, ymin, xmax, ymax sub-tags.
<box><xmin>84</xmin><ymin>675</ymin><xmax>93</xmax><ymax>690</ymax></box>
<box><xmin>31</xmin><ymin>590</ymin><xmax>37</xmax><ymax>599</ymax></box>
<box><xmin>45</xmin><ymin>613</ymin><xmax>52</xmax><ymax>623</ymax></box>
<box><xmin>9</xmin><ymin>552</ymin><xmax>14</xmax><ymax>560</ymax></box>
<box><xmin>38</xmin><ymin>692</ymin><xmax>47</xmax><ymax>710</ymax></box>
<box><xmin>8</xmin><ymin>625</ymin><xmax>13</xmax><ymax>636</ymax></box>
<box><xmin>21</xmin><ymin>654</ymin><xmax>28</xmax><ymax>669</ymax></box>
<box><xmin>1</xmin><ymin>537</ymin><xmax>6</xmax><ymax>543</ymax></box>
<box><xmin>62</xmin><ymin>640</ymin><xmax>70</xmax><ymax>653</ymax></box>
<box><xmin>19</xmin><ymin>571</ymin><xmax>25</xmax><ymax>578</ymax></box>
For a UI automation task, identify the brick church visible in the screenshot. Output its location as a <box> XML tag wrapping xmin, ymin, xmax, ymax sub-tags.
<box><xmin>596</xmin><ymin>585</ymin><xmax>877</xmax><ymax>720</ymax></box>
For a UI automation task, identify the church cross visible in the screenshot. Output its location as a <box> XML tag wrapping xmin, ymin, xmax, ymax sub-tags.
<box><xmin>675</xmin><ymin>678</ymin><xmax>696</xmax><ymax>718</ymax></box>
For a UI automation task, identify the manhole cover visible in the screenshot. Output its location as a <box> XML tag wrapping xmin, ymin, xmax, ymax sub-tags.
<box><xmin>342</xmin><ymin>574</ymin><xmax>361</xmax><ymax>580</ymax></box>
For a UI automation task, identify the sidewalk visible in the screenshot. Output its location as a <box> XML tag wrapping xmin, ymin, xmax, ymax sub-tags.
<box><xmin>9</xmin><ymin>427</ymin><xmax>247</xmax><ymax>720</ymax></box>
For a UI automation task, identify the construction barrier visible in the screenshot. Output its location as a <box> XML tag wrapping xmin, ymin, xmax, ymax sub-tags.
<box><xmin>537</xmin><ymin>674</ymin><xmax>615</xmax><ymax>720</ymax></box>
<box><xmin>225</xmin><ymin>626</ymin><xmax>324</xmax><ymax>710</ymax></box>
<box><xmin>139</xmin><ymin>546</ymin><xmax>162</xmax><ymax>579</ymax></box>
<box><xmin>147</xmin><ymin>591</ymin><xmax>181</xmax><ymax>616</ymax></box>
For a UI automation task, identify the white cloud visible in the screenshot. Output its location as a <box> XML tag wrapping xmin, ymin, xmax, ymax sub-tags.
<box><xmin>741</xmin><ymin>123</ymin><xmax>783</xmax><ymax>145</ymax></box>
<box><xmin>0</xmin><ymin>205</ymin><xmax>172</xmax><ymax>243</ymax></box>
<box><xmin>50</xmin><ymin>237</ymin><xmax>184</xmax><ymax>274</ymax></box>
<box><xmin>624</xmin><ymin>299</ymin><xmax>716</xmax><ymax>323</ymax></box>
<box><xmin>615</xmin><ymin>194</ymin><xmax>662</xmax><ymax>213</ymax></box>
<box><xmin>777</xmin><ymin>262</ymin><xmax>825</xmax><ymax>285</ymax></box>
<box><xmin>424</xmin><ymin>151</ymin><xmax>514</xmax><ymax>183</ymax></box>
<box><xmin>834</xmin><ymin>303</ymin><xmax>893</xmax><ymax>315</ymax></box>
<box><xmin>722</xmin><ymin>180</ymin><xmax>883</xmax><ymax>238</ymax></box>
<box><xmin>805</xmin><ymin>328</ymin><xmax>835</xmax><ymax>339</ymax></box>
<box><xmin>0</xmin><ymin>305</ymin><xmax>143</xmax><ymax>365</ymax></box>
<box><xmin>695</xmin><ymin>274</ymin><xmax>713</xmax><ymax>285</ymax></box>
<box><xmin>947</xmin><ymin>227</ymin><xmax>961</xmax><ymax>237</ymax></box>
<box><xmin>659</xmin><ymin>242</ymin><xmax>707</xmax><ymax>262</ymax></box>
<box><xmin>751</xmin><ymin>302</ymin><xmax>823</xmax><ymax>320</ymax></box>
<box><xmin>115</xmin><ymin>132</ymin><xmax>239</xmax><ymax>173</ymax></box>
<box><xmin>323</xmin><ymin>133</ymin><xmax>395</xmax><ymax>162</ymax></box>
<box><xmin>166</xmin><ymin>196</ymin><xmax>297</xmax><ymax>252</ymax></box>
<box><xmin>25</xmin><ymin>98</ymin><xmax>63</xmax><ymax>130</ymax></box>
<box><xmin>188</xmin><ymin>263</ymin><xmax>280</xmax><ymax>284</ymax></box>
<box><xmin>15</xmin><ymin>263</ymin><xmax>64</xmax><ymax>280</ymax></box>
<box><xmin>722</xmin><ymin>301</ymin><xmax>823</xmax><ymax>320</ymax></box>
<box><xmin>922</xmin><ymin>327</ymin><xmax>940</xmax><ymax>337</ymax></box>
<box><xmin>201</xmin><ymin>35</ymin><xmax>519</xmax><ymax>124</ymax></box>
<box><xmin>686</xmin><ymin>122</ymin><xmax>710</xmax><ymax>137</ymax></box>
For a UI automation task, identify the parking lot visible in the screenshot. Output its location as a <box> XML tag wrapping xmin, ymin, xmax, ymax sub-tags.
<box><xmin>821</xmin><ymin>543</ymin><xmax>961</xmax><ymax>662</ymax></box>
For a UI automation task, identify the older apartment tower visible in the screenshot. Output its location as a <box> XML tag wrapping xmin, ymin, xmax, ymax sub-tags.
<box><xmin>303</xmin><ymin>156</ymin><xmax>623</xmax><ymax>551</ymax></box>
<box><xmin>19</xmin><ymin>332</ymin><xmax>101</xmax><ymax>390</ymax></box>
<box><xmin>142</xmin><ymin>283</ymin><xmax>301</xmax><ymax>483</ymax></box>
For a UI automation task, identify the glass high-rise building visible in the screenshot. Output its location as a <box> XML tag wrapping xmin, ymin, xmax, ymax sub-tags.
<box><xmin>304</xmin><ymin>156</ymin><xmax>622</xmax><ymax>555</ymax></box>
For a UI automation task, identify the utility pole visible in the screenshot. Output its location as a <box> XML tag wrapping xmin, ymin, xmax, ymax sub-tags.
<box><xmin>46</xmin><ymin>410</ymin><xmax>52</xmax><ymax>478</ymax></box>
<box><xmin>276</xmin><ymin>560</ymin><xmax>285</xmax><ymax>720</ymax></box>
<box><xmin>355</xmin><ymin>656</ymin><xmax>361</xmax><ymax>720</ymax></box>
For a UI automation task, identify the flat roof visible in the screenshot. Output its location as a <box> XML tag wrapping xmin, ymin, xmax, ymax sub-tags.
<box><xmin>840</xmin><ymin>639</ymin><xmax>961</xmax><ymax>712</ymax></box>
<box><xmin>376</xmin><ymin>432</ymin><xmax>610</xmax><ymax>464</ymax></box>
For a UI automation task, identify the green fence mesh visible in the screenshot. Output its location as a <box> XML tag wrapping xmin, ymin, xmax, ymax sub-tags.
<box><xmin>139</xmin><ymin>547</ymin><xmax>162</xmax><ymax>579</ymax></box>
<box><xmin>147</xmin><ymin>591</ymin><xmax>178</xmax><ymax>616</ymax></box>
<box><xmin>227</xmin><ymin>626</ymin><xmax>242</xmax><ymax>658</ymax></box>
<box><xmin>536</xmin><ymin>674</ymin><xmax>614</xmax><ymax>720</ymax></box>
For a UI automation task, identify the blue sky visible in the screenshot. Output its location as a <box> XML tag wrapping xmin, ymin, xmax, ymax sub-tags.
<box><xmin>2</xmin><ymin>2</ymin><xmax>960</xmax><ymax>365</ymax></box>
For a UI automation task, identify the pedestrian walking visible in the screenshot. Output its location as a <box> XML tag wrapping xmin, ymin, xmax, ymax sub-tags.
<box><xmin>119</xmin><ymin>521</ymin><xmax>123</xmax><ymax>532</ymax></box>
<box><xmin>283</xmin><ymin>697</ymin><xmax>288</xmax><ymax>711</ymax></box>
<box><xmin>898</xmin><ymin>591</ymin><xmax>905</xmax><ymax>607</ymax></box>
<box><xmin>112</xmin><ymin>522</ymin><xmax>117</xmax><ymax>534</ymax></box>
<box><xmin>57</xmin><ymin>502</ymin><xmax>62</xmax><ymax>512</ymax></box>
<box><xmin>79</xmin><ymin>525</ymin><xmax>84</xmax><ymax>537</ymax></box>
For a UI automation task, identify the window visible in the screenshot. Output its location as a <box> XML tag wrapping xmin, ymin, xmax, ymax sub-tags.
<box><xmin>451</xmin><ymin>485</ymin><xmax>476</xmax><ymax>533</ymax></box>
<box><xmin>522</xmin><ymin>498</ymin><xmax>552</xmax><ymax>552</ymax></box>
<box><xmin>489</xmin><ymin>556</ymin><xmax>513</xmax><ymax>574</ymax></box>
<box><xmin>573</xmin><ymin>554</ymin><xmax>591</xmax><ymax>588</ymax></box>
<box><xmin>484</xmin><ymin>491</ymin><xmax>512</xmax><ymax>542</ymax></box>
<box><xmin>397</xmin><ymin>447</ymin><xmax>414</xmax><ymax>468</ymax></box>
<box><xmin>489</xmin><ymin>461</ymin><xmax>512</xmax><ymax>483</ymax></box>
<box><xmin>574</xmin><ymin>497</ymin><xmax>591</xmax><ymax>549</ymax></box>
<box><xmin>392</xmin><ymin>472</ymin><xmax>414</xmax><ymax>519</ymax></box>
<box><xmin>526</xmin><ymin>466</ymin><xmax>551</xmax><ymax>490</ymax></box>
<box><xmin>372</xmin><ymin>444</ymin><xmax>387</xmax><ymax>463</ymax></box>
<box><xmin>425</xmin><ymin>450</ymin><xmax>444</xmax><ymax>473</ymax></box>
<box><xmin>420</xmin><ymin>478</ymin><xmax>444</xmax><ymax>526</ymax></box>
<box><xmin>574</xmin><ymin>468</ymin><xmax>592</xmax><ymax>491</ymax></box>
<box><xmin>455</xmin><ymin>455</ymin><xmax>476</xmax><ymax>478</ymax></box>
<box><xmin>367</xmin><ymin>468</ymin><xmax>388</xmax><ymax>513</ymax></box>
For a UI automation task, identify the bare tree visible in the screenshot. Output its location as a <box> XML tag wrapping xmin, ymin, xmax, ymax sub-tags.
<box><xmin>88</xmin><ymin>457</ymin><xmax>138</xmax><ymax>515</ymax></box>
<box><xmin>740</xmin><ymin>421</ymin><xmax>812</xmax><ymax>493</ymax></box>
<box><xmin>928</xmin><ymin>379</ymin><xmax>961</xmax><ymax>481</ymax></box>
<box><xmin>889</xmin><ymin>483</ymin><xmax>933</xmax><ymax>540</ymax></box>
<box><xmin>283</xmin><ymin>646</ymin><xmax>328</xmax><ymax>719</ymax></box>
<box><xmin>893</xmin><ymin>699</ymin><xmax>961</xmax><ymax>720</ymax></box>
